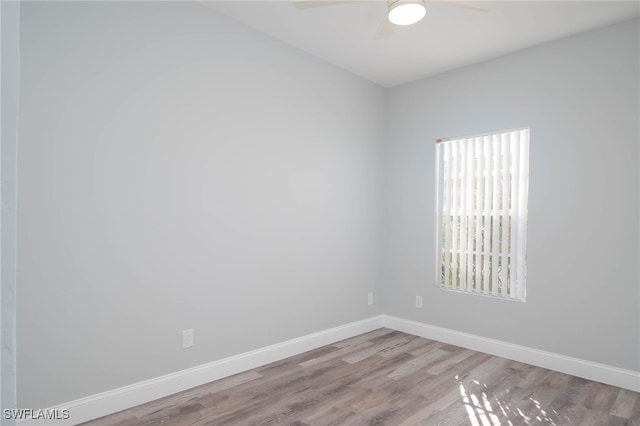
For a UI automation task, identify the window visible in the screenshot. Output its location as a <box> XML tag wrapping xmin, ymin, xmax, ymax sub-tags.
<box><xmin>435</xmin><ymin>128</ymin><xmax>530</xmax><ymax>301</ymax></box>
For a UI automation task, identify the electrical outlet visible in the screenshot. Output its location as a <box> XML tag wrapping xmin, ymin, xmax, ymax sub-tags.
<box><xmin>367</xmin><ymin>292</ymin><xmax>373</xmax><ymax>306</ymax></box>
<box><xmin>415</xmin><ymin>296</ymin><xmax>423</xmax><ymax>309</ymax></box>
<box><xmin>182</xmin><ymin>329</ymin><xmax>194</xmax><ymax>349</ymax></box>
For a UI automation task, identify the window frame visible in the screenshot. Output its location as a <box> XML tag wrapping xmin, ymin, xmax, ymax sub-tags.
<box><xmin>434</xmin><ymin>127</ymin><xmax>530</xmax><ymax>302</ymax></box>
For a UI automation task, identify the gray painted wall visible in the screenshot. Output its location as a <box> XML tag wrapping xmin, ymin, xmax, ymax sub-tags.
<box><xmin>2</xmin><ymin>1</ymin><xmax>20</xmax><ymax>422</ymax></box>
<box><xmin>16</xmin><ymin>0</ymin><xmax>640</xmax><ymax>412</ymax></box>
<box><xmin>383</xmin><ymin>19</ymin><xmax>640</xmax><ymax>372</ymax></box>
<box><xmin>18</xmin><ymin>2</ymin><xmax>385</xmax><ymax>409</ymax></box>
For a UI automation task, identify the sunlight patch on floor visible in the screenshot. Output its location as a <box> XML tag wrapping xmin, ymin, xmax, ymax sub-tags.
<box><xmin>458</xmin><ymin>382</ymin><xmax>557</xmax><ymax>426</ymax></box>
<box><xmin>460</xmin><ymin>383</ymin><xmax>500</xmax><ymax>426</ymax></box>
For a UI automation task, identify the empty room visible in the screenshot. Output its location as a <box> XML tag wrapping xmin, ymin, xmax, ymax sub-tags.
<box><xmin>1</xmin><ymin>0</ymin><xmax>639</xmax><ymax>425</ymax></box>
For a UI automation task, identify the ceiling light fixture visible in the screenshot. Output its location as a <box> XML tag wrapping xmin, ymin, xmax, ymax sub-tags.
<box><xmin>387</xmin><ymin>0</ymin><xmax>427</xmax><ymax>26</ymax></box>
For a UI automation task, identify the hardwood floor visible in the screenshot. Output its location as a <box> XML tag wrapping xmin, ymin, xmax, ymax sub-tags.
<box><xmin>83</xmin><ymin>329</ymin><xmax>640</xmax><ymax>426</ymax></box>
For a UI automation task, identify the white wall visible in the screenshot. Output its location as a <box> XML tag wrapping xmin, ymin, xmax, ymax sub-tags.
<box><xmin>383</xmin><ymin>19</ymin><xmax>640</xmax><ymax>372</ymax></box>
<box><xmin>17</xmin><ymin>2</ymin><xmax>385</xmax><ymax>409</ymax></box>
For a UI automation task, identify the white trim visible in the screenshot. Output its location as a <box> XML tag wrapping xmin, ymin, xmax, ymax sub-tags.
<box><xmin>18</xmin><ymin>316</ymin><xmax>384</xmax><ymax>425</ymax></box>
<box><xmin>18</xmin><ymin>314</ymin><xmax>640</xmax><ymax>425</ymax></box>
<box><xmin>382</xmin><ymin>315</ymin><xmax>640</xmax><ymax>392</ymax></box>
<box><xmin>437</xmin><ymin>126</ymin><xmax>530</xmax><ymax>144</ymax></box>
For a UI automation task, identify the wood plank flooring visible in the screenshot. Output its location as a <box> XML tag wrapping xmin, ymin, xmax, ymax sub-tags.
<box><xmin>82</xmin><ymin>329</ymin><xmax>640</xmax><ymax>425</ymax></box>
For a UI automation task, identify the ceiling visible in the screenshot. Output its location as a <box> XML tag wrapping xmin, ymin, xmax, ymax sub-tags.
<box><xmin>202</xmin><ymin>1</ymin><xmax>639</xmax><ymax>87</ymax></box>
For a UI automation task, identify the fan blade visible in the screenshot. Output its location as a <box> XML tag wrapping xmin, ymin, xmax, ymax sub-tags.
<box><xmin>375</xmin><ymin>14</ymin><xmax>394</xmax><ymax>40</ymax></box>
<box><xmin>293</xmin><ymin>0</ymin><xmax>358</xmax><ymax>9</ymax></box>
<box><xmin>447</xmin><ymin>1</ymin><xmax>496</xmax><ymax>12</ymax></box>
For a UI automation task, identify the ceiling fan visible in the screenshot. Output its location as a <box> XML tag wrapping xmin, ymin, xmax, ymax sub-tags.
<box><xmin>294</xmin><ymin>0</ymin><xmax>494</xmax><ymax>38</ymax></box>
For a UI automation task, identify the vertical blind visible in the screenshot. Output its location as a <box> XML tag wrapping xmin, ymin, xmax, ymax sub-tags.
<box><xmin>435</xmin><ymin>128</ymin><xmax>530</xmax><ymax>301</ymax></box>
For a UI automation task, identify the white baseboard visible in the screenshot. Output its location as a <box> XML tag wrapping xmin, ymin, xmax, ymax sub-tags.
<box><xmin>382</xmin><ymin>314</ymin><xmax>640</xmax><ymax>392</ymax></box>
<box><xmin>18</xmin><ymin>314</ymin><xmax>639</xmax><ymax>425</ymax></box>
<box><xmin>17</xmin><ymin>315</ymin><xmax>384</xmax><ymax>426</ymax></box>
